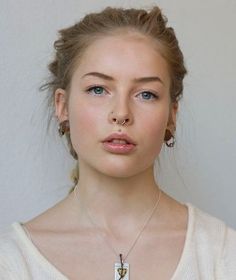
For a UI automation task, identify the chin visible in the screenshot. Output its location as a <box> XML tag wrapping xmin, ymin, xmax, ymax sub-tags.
<box><xmin>97</xmin><ymin>165</ymin><xmax>145</xmax><ymax>179</ymax></box>
<box><xmin>107</xmin><ymin>171</ymin><xmax>137</xmax><ymax>179</ymax></box>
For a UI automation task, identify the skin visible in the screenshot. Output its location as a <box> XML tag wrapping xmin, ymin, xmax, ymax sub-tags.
<box><xmin>24</xmin><ymin>32</ymin><xmax>188</xmax><ymax>279</ymax></box>
<box><xmin>55</xmin><ymin>32</ymin><xmax>179</xmax><ymax>228</ymax></box>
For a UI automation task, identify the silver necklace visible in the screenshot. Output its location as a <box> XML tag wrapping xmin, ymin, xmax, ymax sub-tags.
<box><xmin>73</xmin><ymin>184</ymin><xmax>162</xmax><ymax>280</ymax></box>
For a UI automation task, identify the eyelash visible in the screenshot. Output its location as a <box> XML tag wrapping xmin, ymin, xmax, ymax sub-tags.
<box><xmin>86</xmin><ymin>85</ymin><xmax>159</xmax><ymax>100</ymax></box>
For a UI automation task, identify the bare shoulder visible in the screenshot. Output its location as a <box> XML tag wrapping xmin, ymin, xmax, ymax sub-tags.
<box><xmin>158</xmin><ymin>191</ymin><xmax>188</xmax><ymax>231</ymax></box>
<box><xmin>23</xmin><ymin>192</ymin><xmax>75</xmax><ymax>233</ymax></box>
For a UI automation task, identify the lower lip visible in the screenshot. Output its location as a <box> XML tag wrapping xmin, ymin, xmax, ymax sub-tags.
<box><xmin>102</xmin><ymin>141</ymin><xmax>136</xmax><ymax>154</ymax></box>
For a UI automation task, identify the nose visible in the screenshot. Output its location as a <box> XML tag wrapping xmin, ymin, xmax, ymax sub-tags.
<box><xmin>111</xmin><ymin>114</ymin><xmax>130</xmax><ymax>125</ymax></box>
<box><xmin>108</xmin><ymin>97</ymin><xmax>133</xmax><ymax>126</ymax></box>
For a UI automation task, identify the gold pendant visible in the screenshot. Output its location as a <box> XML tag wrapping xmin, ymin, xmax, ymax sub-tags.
<box><xmin>114</xmin><ymin>262</ymin><xmax>129</xmax><ymax>280</ymax></box>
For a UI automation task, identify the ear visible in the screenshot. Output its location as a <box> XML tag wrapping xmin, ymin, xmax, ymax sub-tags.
<box><xmin>167</xmin><ymin>102</ymin><xmax>178</xmax><ymax>131</ymax></box>
<box><xmin>54</xmin><ymin>88</ymin><xmax>69</xmax><ymax>122</ymax></box>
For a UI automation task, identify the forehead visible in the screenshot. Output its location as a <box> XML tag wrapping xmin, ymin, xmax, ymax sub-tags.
<box><xmin>72</xmin><ymin>33</ymin><xmax>170</xmax><ymax>85</ymax></box>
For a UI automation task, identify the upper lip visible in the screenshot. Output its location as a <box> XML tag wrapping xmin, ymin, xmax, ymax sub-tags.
<box><xmin>102</xmin><ymin>133</ymin><xmax>137</xmax><ymax>145</ymax></box>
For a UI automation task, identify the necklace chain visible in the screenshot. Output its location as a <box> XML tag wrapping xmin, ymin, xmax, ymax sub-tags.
<box><xmin>73</xmin><ymin>184</ymin><xmax>162</xmax><ymax>262</ymax></box>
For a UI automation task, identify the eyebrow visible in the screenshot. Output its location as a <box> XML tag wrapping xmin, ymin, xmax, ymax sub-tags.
<box><xmin>82</xmin><ymin>72</ymin><xmax>164</xmax><ymax>85</ymax></box>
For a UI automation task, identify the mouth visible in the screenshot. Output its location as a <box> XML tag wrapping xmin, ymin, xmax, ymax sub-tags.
<box><xmin>106</xmin><ymin>139</ymin><xmax>132</xmax><ymax>144</ymax></box>
<box><xmin>102</xmin><ymin>133</ymin><xmax>137</xmax><ymax>154</ymax></box>
<box><xmin>102</xmin><ymin>140</ymin><xmax>136</xmax><ymax>154</ymax></box>
<box><xmin>102</xmin><ymin>133</ymin><xmax>137</xmax><ymax>145</ymax></box>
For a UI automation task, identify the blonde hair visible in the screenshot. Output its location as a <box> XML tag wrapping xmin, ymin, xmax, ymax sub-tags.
<box><xmin>40</xmin><ymin>6</ymin><xmax>187</xmax><ymax>193</ymax></box>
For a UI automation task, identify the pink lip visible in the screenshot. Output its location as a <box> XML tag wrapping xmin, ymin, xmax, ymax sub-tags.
<box><xmin>102</xmin><ymin>133</ymin><xmax>137</xmax><ymax>145</ymax></box>
<box><xmin>102</xmin><ymin>133</ymin><xmax>137</xmax><ymax>154</ymax></box>
<box><xmin>102</xmin><ymin>141</ymin><xmax>136</xmax><ymax>154</ymax></box>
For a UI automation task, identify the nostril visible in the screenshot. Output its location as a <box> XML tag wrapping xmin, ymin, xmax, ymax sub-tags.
<box><xmin>112</xmin><ymin>117</ymin><xmax>130</xmax><ymax>125</ymax></box>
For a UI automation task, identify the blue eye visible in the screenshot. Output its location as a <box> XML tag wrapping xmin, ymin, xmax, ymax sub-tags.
<box><xmin>87</xmin><ymin>86</ymin><xmax>105</xmax><ymax>95</ymax></box>
<box><xmin>139</xmin><ymin>91</ymin><xmax>158</xmax><ymax>100</ymax></box>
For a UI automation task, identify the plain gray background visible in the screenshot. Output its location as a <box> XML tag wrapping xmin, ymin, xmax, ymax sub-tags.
<box><xmin>0</xmin><ymin>0</ymin><xmax>236</xmax><ymax>231</ymax></box>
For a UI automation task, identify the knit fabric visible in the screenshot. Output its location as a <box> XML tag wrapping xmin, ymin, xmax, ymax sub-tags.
<box><xmin>0</xmin><ymin>203</ymin><xmax>236</xmax><ymax>279</ymax></box>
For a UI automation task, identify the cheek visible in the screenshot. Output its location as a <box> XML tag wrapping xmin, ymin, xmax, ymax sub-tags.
<box><xmin>68</xmin><ymin>101</ymin><xmax>104</xmax><ymax>148</ymax></box>
<box><xmin>145</xmin><ymin>120</ymin><xmax>166</xmax><ymax>146</ymax></box>
<box><xmin>140</xmin><ymin>111</ymin><xmax>168</xmax><ymax>155</ymax></box>
<box><xmin>144</xmin><ymin>107</ymin><xmax>168</xmax><ymax>133</ymax></box>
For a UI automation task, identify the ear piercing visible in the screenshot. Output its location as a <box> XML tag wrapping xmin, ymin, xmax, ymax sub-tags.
<box><xmin>164</xmin><ymin>129</ymin><xmax>175</xmax><ymax>147</ymax></box>
<box><xmin>58</xmin><ymin>120</ymin><xmax>70</xmax><ymax>136</ymax></box>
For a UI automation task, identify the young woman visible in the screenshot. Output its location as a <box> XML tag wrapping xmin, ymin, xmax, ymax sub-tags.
<box><xmin>0</xmin><ymin>6</ymin><xmax>236</xmax><ymax>280</ymax></box>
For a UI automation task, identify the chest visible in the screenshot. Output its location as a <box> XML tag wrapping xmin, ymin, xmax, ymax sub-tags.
<box><xmin>29</xmin><ymin>230</ymin><xmax>186</xmax><ymax>280</ymax></box>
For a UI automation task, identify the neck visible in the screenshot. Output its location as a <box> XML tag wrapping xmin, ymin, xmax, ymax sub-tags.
<box><xmin>72</xmin><ymin>161</ymin><xmax>161</xmax><ymax>236</ymax></box>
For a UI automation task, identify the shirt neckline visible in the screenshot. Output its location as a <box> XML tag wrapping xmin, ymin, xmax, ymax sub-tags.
<box><xmin>12</xmin><ymin>222</ymin><xmax>69</xmax><ymax>279</ymax></box>
<box><xmin>11</xmin><ymin>202</ymin><xmax>194</xmax><ymax>279</ymax></box>
<box><xmin>170</xmin><ymin>202</ymin><xmax>194</xmax><ymax>279</ymax></box>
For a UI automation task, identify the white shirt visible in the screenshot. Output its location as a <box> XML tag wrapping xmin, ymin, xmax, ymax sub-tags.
<box><xmin>0</xmin><ymin>203</ymin><xmax>236</xmax><ymax>279</ymax></box>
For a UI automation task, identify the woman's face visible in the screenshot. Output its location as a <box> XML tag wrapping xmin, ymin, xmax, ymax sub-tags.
<box><xmin>55</xmin><ymin>33</ymin><xmax>178</xmax><ymax>178</ymax></box>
